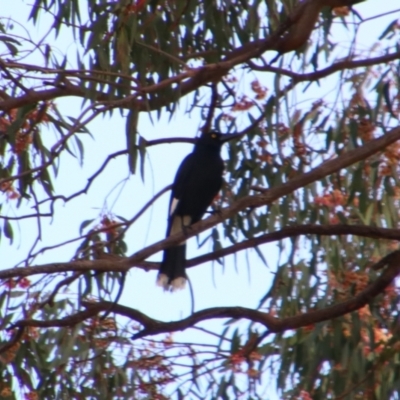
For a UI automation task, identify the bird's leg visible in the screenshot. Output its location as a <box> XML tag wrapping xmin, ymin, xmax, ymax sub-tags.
<box><xmin>180</xmin><ymin>215</ymin><xmax>193</xmax><ymax>238</ymax></box>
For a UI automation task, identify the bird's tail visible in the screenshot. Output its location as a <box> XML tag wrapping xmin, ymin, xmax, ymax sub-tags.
<box><xmin>157</xmin><ymin>244</ymin><xmax>187</xmax><ymax>291</ymax></box>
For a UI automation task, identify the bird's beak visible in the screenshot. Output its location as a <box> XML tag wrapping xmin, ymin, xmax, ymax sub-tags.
<box><xmin>220</xmin><ymin>132</ymin><xmax>243</xmax><ymax>143</ymax></box>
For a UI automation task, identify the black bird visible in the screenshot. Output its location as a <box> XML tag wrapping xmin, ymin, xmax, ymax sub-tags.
<box><xmin>157</xmin><ymin>130</ymin><xmax>241</xmax><ymax>291</ymax></box>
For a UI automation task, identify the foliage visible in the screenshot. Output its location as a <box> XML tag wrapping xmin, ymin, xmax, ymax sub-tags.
<box><xmin>0</xmin><ymin>0</ymin><xmax>400</xmax><ymax>399</ymax></box>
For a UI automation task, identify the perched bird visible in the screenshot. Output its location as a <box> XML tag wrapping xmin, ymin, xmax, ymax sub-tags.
<box><xmin>157</xmin><ymin>130</ymin><xmax>242</xmax><ymax>291</ymax></box>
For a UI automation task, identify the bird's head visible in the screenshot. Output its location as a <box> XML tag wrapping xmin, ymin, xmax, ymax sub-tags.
<box><xmin>197</xmin><ymin>130</ymin><xmax>242</xmax><ymax>148</ymax></box>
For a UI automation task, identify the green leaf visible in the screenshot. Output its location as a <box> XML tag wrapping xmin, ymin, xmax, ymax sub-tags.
<box><xmin>138</xmin><ymin>135</ymin><xmax>146</xmax><ymax>182</ymax></box>
<box><xmin>126</xmin><ymin>109</ymin><xmax>139</xmax><ymax>174</ymax></box>
<box><xmin>0</xmin><ymin>39</ymin><xmax>19</xmax><ymax>56</ymax></box>
<box><xmin>379</xmin><ymin>19</ymin><xmax>398</xmax><ymax>40</ymax></box>
<box><xmin>382</xmin><ymin>81</ymin><xmax>397</xmax><ymax>119</ymax></box>
<box><xmin>79</xmin><ymin>219</ymin><xmax>94</xmax><ymax>235</ymax></box>
<box><xmin>74</xmin><ymin>135</ymin><xmax>85</xmax><ymax>166</ymax></box>
<box><xmin>6</xmin><ymin>103</ymin><xmax>37</xmax><ymax>146</ymax></box>
<box><xmin>3</xmin><ymin>219</ymin><xmax>13</xmax><ymax>243</ymax></box>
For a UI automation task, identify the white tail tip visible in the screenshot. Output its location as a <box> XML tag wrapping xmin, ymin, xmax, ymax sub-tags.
<box><xmin>156</xmin><ymin>273</ymin><xmax>169</xmax><ymax>290</ymax></box>
<box><xmin>170</xmin><ymin>277</ymin><xmax>186</xmax><ymax>291</ymax></box>
<box><xmin>156</xmin><ymin>274</ymin><xmax>186</xmax><ymax>292</ymax></box>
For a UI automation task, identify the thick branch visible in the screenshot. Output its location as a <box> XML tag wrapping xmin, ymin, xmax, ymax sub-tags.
<box><xmin>111</xmin><ymin>250</ymin><xmax>400</xmax><ymax>339</ymax></box>
<box><xmin>10</xmin><ymin>249</ymin><xmax>399</xmax><ymax>339</ymax></box>
<box><xmin>0</xmin><ymin>83</ymin><xmax>104</xmax><ymax>112</ymax></box>
<box><xmin>0</xmin><ymin>0</ymin><xmax>366</xmax><ymax>113</ymax></box>
<box><xmin>10</xmin><ymin>308</ymin><xmax>101</xmax><ymax>329</ymax></box>
<box><xmin>1</xmin><ymin>223</ymin><xmax>400</xmax><ymax>280</ymax></box>
<box><xmin>187</xmin><ymin>224</ymin><xmax>400</xmax><ymax>267</ymax></box>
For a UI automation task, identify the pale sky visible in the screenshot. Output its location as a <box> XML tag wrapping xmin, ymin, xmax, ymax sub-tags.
<box><xmin>1</xmin><ymin>1</ymin><xmax>398</xmax><ymax>397</ymax></box>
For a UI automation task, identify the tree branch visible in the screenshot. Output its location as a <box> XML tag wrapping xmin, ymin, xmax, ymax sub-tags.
<box><xmin>9</xmin><ymin>249</ymin><xmax>400</xmax><ymax>339</ymax></box>
<box><xmin>126</xmin><ymin>126</ymin><xmax>400</xmax><ymax>264</ymax></box>
<box><xmin>10</xmin><ymin>308</ymin><xmax>101</xmax><ymax>329</ymax></box>
<box><xmin>1</xmin><ymin>124</ymin><xmax>400</xmax><ymax>280</ymax></box>
<box><xmin>187</xmin><ymin>224</ymin><xmax>400</xmax><ymax>267</ymax></box>
<box><xmin>2</xmin><ymin>223</ymin><xmax>400</xmax><ymax>281</ymax></box>
<box><xmin>0</xmin><ymin>0</ymin><xmax>366</xmax><ymax>113</ymax></box>
<box><xmin>248</xmin><ymin>51</ymin><xmax>400</xmax><ymax>82</ymax></box>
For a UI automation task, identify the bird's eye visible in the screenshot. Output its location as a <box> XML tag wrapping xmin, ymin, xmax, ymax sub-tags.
<box><xmin>211</xmin><ymin>133</ymin><xmax>217</xmax><ymax>139</ymax></box>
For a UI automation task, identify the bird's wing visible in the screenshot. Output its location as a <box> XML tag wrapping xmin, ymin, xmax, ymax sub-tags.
<box><xmin>164</xmin><ymin>153</ymin><xmax>195</xmax><ymax>237</ymax></box>
<box><xmin>168</xmin><ymin>153</ymin><xmax>195</xmax><ymax>216</ymax></box>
